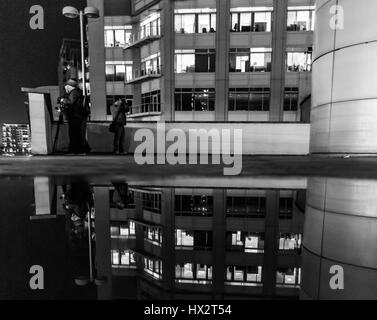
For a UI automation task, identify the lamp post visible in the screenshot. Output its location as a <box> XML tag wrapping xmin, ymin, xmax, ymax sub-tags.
<box><xmin>62</xmin><ymin>6</ymin><xmax>100</xmax><ymax>97</ymax></box>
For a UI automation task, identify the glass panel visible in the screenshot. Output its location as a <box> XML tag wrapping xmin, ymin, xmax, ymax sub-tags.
<box><xmin>175</xmin><ymin>54</ymin><xmax>195</xmax><ymax>73</ymax></box>
<box><xmin>182</xmin><ymin>14</ymin><xmax>196</xmax><ymax>33</ymax></box>
<box><xmin>240</xmin><ymin>12</ymin><xmax>252</xmax><ymax>32</ymax></box>
<box><xmin>254</xmin><ymin>12</ymin><xmax>271</xmax><ymax>32</ymax></box>
<box><xmin>105</xmin><ymin>30</ymin><xmax>114</xmax><ymax>47</ymax></box>
<box><xmin>198</xmin><ymin>14</ymin><xmax>210</xmax><ymax>33</ymax></box>
<box><xmin>114</xmin><ymin>30</ymin><xmax>125</xmax><ymax>47</ymax></box>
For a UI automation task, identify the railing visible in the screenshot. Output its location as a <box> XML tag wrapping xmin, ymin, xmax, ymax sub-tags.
<box><xmin>128</xmin><ymin>103</ymin><xmax>161</xmax><ymax>117</ymax></box>
<box><xmin>126</xmin><ymin>68</ymin><xmax>161</xmax><ymax>83</ymax></box>
<box><xmin>127</xmin><ymin>25</ymin><xmax>161</xmax><ymax>47</ymax></box>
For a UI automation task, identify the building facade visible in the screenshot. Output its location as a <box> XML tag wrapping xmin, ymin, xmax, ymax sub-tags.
<box><xmin>2</xmin><ymin>124</ymin><xmax>31</xmax><ymax>154</ymax></box>
<box><xmin>87</xmin><ymin>0</ymin><xmax>314</xmax><ymax>124</ymax></box>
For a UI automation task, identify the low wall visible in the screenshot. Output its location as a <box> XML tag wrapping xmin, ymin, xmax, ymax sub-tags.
<box><xmin>54</xmin><ymin>122</ymin><xmax>310</xmax><ymax>155</ymax></box>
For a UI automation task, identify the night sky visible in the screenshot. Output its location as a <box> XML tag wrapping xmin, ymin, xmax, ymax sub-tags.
<box><xmin>0</xmin><ymin>0</ymin><xmax>85</xmax><ymax>139</ymax></box>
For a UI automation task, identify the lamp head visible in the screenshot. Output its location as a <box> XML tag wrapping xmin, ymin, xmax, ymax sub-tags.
<box><xmin>63</xmin><ymin>6</ymin><xmax>79</xmax><ymax>19</ymax></box>
<box><xmin>84</xmin><ymin>7</ymin><xmax>100</xmax><ymax>19</ymax></box>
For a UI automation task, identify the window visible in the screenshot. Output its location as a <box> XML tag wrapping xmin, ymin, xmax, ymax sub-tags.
<box><xmin>137</xmin><ymin>13</ymin><xmax>161</xmax><ymax>41</ymax></box>
<box><xmin>105</xmin><ymin>62</ymin><xmax>132</xmax><ymax>81</ymax></box>
<box><xmin>279</xmin><ymin>196</ymin><xmax>294</xmax><ymax>219</ymax></box>
<box><xmin>176</xmin><ymin>230</ymin><xmax>213</xmax><ymax>250</ymax></box>
<box><xmin>144</xmin><ymin>258</ymin><xmax>162</xmax><ymax>280</ymax></box>
<box><xmin>279</xmin><ymin>233</ymin><xmax>302</xmax><ymax>251</ymax></box>
<box><xmin>175</xmin><ymin>9</ymin><xmax>217</xmax><ymax>34</ymax></box>
<box><xmin>229</xmin><ymin>88</ymin><xmax>270</xmax><ymax>111</ymax></box>
<box><xmin>276</xmin><ymin>268</ymin><xmax>301</xmax><ymax>287</ymax></box>
<box><xmin>175</xmin><ymin>195</ymin><xmax>214</xmax><ymax>216</ymax></box>
<box><xmin>144</xmin><ymin>226</ymin><xmax>163</xmax><ymax>245</ymax></box>
<box><xmin>138</xmin><ymin>90</ymin><xmax>161</xmax><ymax>114</ymax></box>
<box><xmin>287</xmin><ymin>6</ymin><xmax>315</xmax><ymax>31</ymax></box>
<box><xmin>176</xmin><ymin>230</ymin><xmax>194</xmax><ymax>248</ymax></box>
<box><xmin>226</xmin><ymin>196</ymin><xmax>266</xmax><ymax>217</ymax></box>
<box><xmin>284</xmin><ymin>88</ymin><xmax>299</xmax><ymax>112</ymax></box>
<box><xmin>176</xmin><ymin>264</ymin><xmax>213</xmax><ymax>283</ymax></box>
<box><xmin>110</xmin><ymin>221</ymin><xmax>136</xmax><ymax>238</ymax></box>
<box><xmin>175</xmin><ymin>88</ymin><xmax>215</xmax><ymax>111</ymax></box>
<box><xmin>111</xmin><ymin>250</ymin><xmax>136</xmax><ymax>267</ymax></box>
<box><xmin>230</xmin><ymin>48</ymin><xmax>272</xmax><ymax>72</ymax></box>
<box><xmin>141</xmin><ymin>192</ymin><xmax>162</xmax><ymax>213</ymax></box>
<box><xmin>286</xmin><ymin>49</ymin><xmax>312</xmax><ymax>72</ymax></box>
<box><xmin>229</xmin><ymin>231</ymin><xmax>265</xmax><ymax>253</ymax></box>
<box><xmin>175</xmin><ymin>49</ymin><xmax>216</xmax><ymax>73</ymax></box>
<box><xmin>226</xmin><ymin>266</ymin><xmax>262</xmax><ymax>285</ymax></box>
<box><xmin>105</xmin><ymin>27</ymin><xmax>132</xmax><ymax>47</ymax></box>
<box><xmin>230</xmin><ymin>8</ymin><xmax>272</xmax><ymax>32</ymax></box>
<box><xmin>140</xmin><ymin>53</ymin><xmax>161</xmax><ymax>77</ymax></box>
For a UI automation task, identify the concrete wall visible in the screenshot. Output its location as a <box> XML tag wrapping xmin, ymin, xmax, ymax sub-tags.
<box><xmin>310</xmin><ymin>0</ymin><xmax>377</xmax><ymax>154</ymax></box>
<box><xmin>55</xmin><ymin>122</ymin><xmax>310</xmax><ymax>155</ymax></box>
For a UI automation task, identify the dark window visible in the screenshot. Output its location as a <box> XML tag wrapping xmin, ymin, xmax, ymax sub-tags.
<box><xmin>284</xmin><ymin>88</ymin><xmax>299</xmax><ymax>111</ymax></box>
<box><xmin>175</xmin><ymin>88</ymin><xmax>215</xmax><ymax>111</ymax></box>
<box><xmin>228</xmin><ymin>88</ymin><xmax>270</xmax><ymax>111</ymax></box>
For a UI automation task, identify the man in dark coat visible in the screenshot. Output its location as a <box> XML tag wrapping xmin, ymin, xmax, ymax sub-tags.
<box><xmin>110</xmin><ymin>99</ymin><xmax>128</xmax><ymax>154</ymax></box>
<box><xmin>62</xmin><ymin>79</ymin><xmax>87</xmax><ymax>155</ymax></box>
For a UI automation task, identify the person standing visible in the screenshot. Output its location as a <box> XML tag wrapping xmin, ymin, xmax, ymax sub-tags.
<box><xmin>110</xmin><ymin>99</ymin><xmax>128</xmax><ymax>155</ymax></box>
<box><xmin>62</xmin><ymin>79</ymin><xmax>87</xmax><ymax>155</ymax></box>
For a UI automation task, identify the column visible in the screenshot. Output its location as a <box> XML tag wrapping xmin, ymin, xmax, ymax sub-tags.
<box><xmin>87</xmin><ymin>0</ymin><xmax>107</xmax><ymax>121</ymax></box>
<box><xmin>161</xmin><ymin>0</ymin><xmax>175</xmax><ymax>121</ymax></box>
<box><xmin>302</xmin><ymin>178</ymin><xmax>377</xmax><ymax>299</ymax></box>
<box><xmin>262</xmin><ymin>190</ymin><xmax>280</xmax><ymax>297</ymax></box>
<box><xmin>215</xmin><ymin>0</ymin><xmax>231</xmax><ymax>121</ymax></box>
<box><xmin>212</xmin><ymin>189</ymin><xmax>226</xmax><ymax>299</ymax></box>
<box><xmin>310</xmin><ymin>0</ymin><xmax>377</xmax><ymax>154</ymax></box>
<box><xmin>161</xmin><ymin>188</ymin><xmax>175</xmax><ymax>298</ymax></box>
<box><xmin>269</xmin><ymin>0</ymin><xmax>288</xmax><ymax>122</ymax></box>
<box><xmin>94</xmin><ymin>187</ymin><xmax>113</xmax><ymax>300</ymax></box>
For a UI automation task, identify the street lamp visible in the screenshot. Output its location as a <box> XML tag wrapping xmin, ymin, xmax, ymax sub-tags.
<box><xmin>62</xmin><ymin>6</ymin><xmax>100</xmax><ymax>97</ymax></box>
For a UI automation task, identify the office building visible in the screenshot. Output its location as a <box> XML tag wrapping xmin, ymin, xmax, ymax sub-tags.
<box><xmin>88</xmin><ymin>0</ymin><xmax>313</xmax><ymax>124</ymax></box>
<box><xmin>2</xmin><ymin>124</ymin><xmax>31</xmax><ymax>154</ymax></box>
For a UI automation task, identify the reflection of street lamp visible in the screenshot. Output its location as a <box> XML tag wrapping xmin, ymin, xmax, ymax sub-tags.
<box><xmin>74</xmin><ymin>208</ymin><xmax>107</xmax><ymax>287</ymax></box>
<box><xmin>62</xmin><ymin>6</ymin><xmax>100</xmax><ymax>97</ymax></box>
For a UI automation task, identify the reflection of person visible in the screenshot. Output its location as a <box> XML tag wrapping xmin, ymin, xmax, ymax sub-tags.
<box><xmin>111</xmin><ymin>182</ymin><xmax>129</xmax><ymax>210</ymax></box>
<box><xmin>110</xmin><ymin>99</ymin><xmax>128</xmax><ymax>155</ymax></box>
<box><xmin>62</xmin><ymin>79</ymin><xmax>87</xmax><ymax>155</ymax></box>
<box><xmin>62</xmin><ymin>181</ymin><xmax>94</xmax><ymax>241</ymax></box>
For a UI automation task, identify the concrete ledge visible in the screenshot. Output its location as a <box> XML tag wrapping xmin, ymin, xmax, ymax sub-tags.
<box><xmin>54</xmin><ymin>122</ymin><xmax>310</xmax><ymax>155</ymax></box>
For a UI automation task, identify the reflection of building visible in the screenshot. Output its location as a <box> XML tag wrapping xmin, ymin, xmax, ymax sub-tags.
<box><xmin>301</xmin><ymin>178</ymin><xmax>377</xmax><ymax>300</ymax></box>
<box><xmin>2</xmin><ymin>124</ymin><xmax>31</xmax><ymax>154</ymax></box>
<box><xmin>94</xmin><ymin>183</ymin><xmax>305</xmax><ymax>299</ymax></box>
<box><xmin>88</xmin><ymin>0</ymin><xmax>313</xmax><ymax>129</ymax></box>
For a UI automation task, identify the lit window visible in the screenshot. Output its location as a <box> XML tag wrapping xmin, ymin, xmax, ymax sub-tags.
<box><xmin>230</xmin><ymin>8</ymin><xmax>272</xmax><ymax>32</ymax></box>
<box><xmin>287</xmin><ymin>6</ymin><xmax>315</xmax><ymax>31</ymax></box>
<box><xmin>175</xmin><ymin>9</ymin><xmax>216</xmax><ymax>34</ymax></box>
<box><xmin>276</xmin><ymin>268</ymin><xmax>301</xmax><ymax>287</ymax></box>
<box><xmin>286</xmin><ymin>50</ymin><xmax>312</xmax><ymax>72</ymax></box>
<box><xmin>230</xmin><ymin>48</ymin><xmax>272</xmax><ymax>72</ymax></box>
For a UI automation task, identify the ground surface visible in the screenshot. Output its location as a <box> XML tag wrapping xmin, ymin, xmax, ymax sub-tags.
<box><xmin>0</xmin><ymin>155</ymin><xmax>376</xmax><ymax>181</ymax></box>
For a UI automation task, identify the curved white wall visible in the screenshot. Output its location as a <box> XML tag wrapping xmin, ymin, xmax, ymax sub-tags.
<box><xmin>301</xmin><ymin>178</ymin><xmax>377</xmax><ymax>300</ymax></box>
<box><xmin>311</xmin><ymin>0</ymin><xmax>377</xmax><ymax>154</ymax></box>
